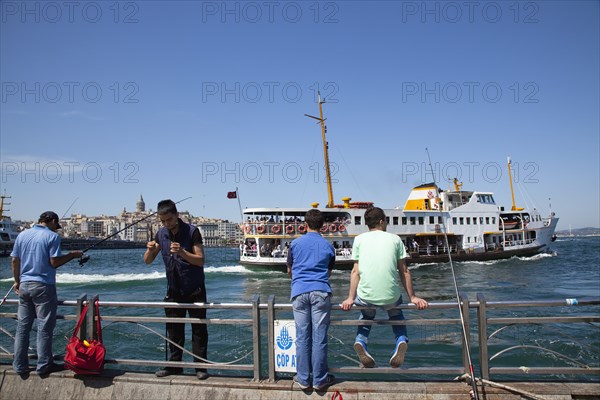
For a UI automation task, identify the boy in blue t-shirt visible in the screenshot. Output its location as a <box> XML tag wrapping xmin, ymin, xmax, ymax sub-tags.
<box><xmin>287</xmin><ymin>209</ymin><xmax>336</xmax><ymax>391</ymax></box>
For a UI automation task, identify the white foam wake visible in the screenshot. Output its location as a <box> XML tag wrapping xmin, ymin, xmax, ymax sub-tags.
<box><xmin>204</xmin><ymin>265</ymin><xmax>253</xmax><ymax>274</ymax></box>
<box><xmin>56</xmin><ymin>271</ymin><xmax>165</xmax><ymax>284</ymax></box>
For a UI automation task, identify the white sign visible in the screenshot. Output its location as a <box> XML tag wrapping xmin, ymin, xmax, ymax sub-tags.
<box><xmin>273</xmin><ymin>319</ymin><xmax>297</xmax><ymax>372</ymax></box>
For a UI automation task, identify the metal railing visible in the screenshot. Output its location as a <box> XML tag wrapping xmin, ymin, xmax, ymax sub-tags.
<box><xmin>1</xmin><ymin>294</ymin><xmax>598</xmax><ymax>381</ymax></box>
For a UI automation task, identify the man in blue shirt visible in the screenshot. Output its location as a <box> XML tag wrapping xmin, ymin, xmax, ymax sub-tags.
<box><xmin>11</xmin><ymin>211</ymin><xmax>83</xmax><ymax>376</ymax></box>
<box><xmin>287</xmin><ymin>209</ymin><xmax>336</xmax><ymax>391</ymax></box>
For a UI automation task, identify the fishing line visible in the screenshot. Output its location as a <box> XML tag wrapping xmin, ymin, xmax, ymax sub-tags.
<box><xmin>61</xmin><ymin>197</ymin><xmax>79</xmax><ymax>219</ymax></box>
<box><xmin>76</xmin><ymin>197</ymin><xmax>192</xmax><ymax>267</ymax></box>
<box><xmin>424</xmin><ymin>148</ymin><xmax>480</xmax><ymax>400</ymax></box>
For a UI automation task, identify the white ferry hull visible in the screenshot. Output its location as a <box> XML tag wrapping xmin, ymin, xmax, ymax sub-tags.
<box><xmin>239</xmin><ymin>191</ymin><xmax>559</xmax><ymax>270</ymax></box>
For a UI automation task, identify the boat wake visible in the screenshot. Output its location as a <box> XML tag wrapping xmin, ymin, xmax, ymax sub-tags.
<box><xmin>514</xmin><ymin>252</ymin><xmax>557</xmax><ymax>261</ymax></box>
<box><xmin>56</xmin><ymin>271</ymin><xmax>165</xmax><ymax>284</ymax></box>
<box><xmin>204</xmin><ymin>265</ymin><xmax>254</xmax><ymax>274</ymax></box>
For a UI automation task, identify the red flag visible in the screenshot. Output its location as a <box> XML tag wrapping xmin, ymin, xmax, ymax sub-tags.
<box><xmin>227</xmin><ymin>191</ymin><xmax>237</xmax><ymax>199</ymax></box>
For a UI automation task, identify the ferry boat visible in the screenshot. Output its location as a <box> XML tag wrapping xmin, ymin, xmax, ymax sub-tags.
<box><xmin>0</xmin><ymin>193</ymin><xmax>19</xmax><ymax>257</ymax></box>
<box><xmin>239</xmin><ymin>96</ymin><xmax>559</xmax><ymax>269</ymax></box>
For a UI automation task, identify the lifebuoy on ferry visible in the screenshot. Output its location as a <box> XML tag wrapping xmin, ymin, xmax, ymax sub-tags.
<box><xmin>329</xmin><ymin>223</ymin><xmax>337</xmax><ymax>232</ymax></box>
<box><xmin>256</xmin><ymin>225</ymin><xmax>265</xmax><ymax>234</ymax></box>
<box><xmin>286</xmin><ymin>225</ymin><xmax>295</xmax><ymax>234</ymax></box>
<box><xmin>320</xmin><ymin>225</ymin><xmax>328</xmax><ymax>233</ymax></box>
<box><xmin>243</xmin><ymin>225</ymin><xmax>251</xmax><ymax>234</ymax></box>
<box><xmin>271</xmin><ymin>225</ymin><xmax>281</xmax><ymax>234</ymax></box>
<box><xmin>338</xmin><ymin>224</ymin><xmax>346</xmax><ymax>233</ymax></box>
<box><xmin>298</xmin><ymin>224</ymin><xmax>306</xmax><ymax>233</ymax></box>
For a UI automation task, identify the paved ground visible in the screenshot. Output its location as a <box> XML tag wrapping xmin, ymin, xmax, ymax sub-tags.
<box><xmin>1</xmin><ymin>365</ymin><xmax>598</xmax><ymax>400</ymax></box>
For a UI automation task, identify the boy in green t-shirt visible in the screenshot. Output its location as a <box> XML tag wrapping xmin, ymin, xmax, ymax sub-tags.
<box><xmin>341</xmin><ymin>207</ymin><xmax>428</xmax><ymax>368</ymax></box>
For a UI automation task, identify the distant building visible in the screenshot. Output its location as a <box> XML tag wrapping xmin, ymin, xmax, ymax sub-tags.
<box><xmin>197</xmin><ymin>222</ymin><xmax>218</xmax><ymax>246</ymax></box>
<box><xmin>55</xmin><ymin>195</ymin><xmax>241</xmax><ymax>246</ymax></box>
<box><xmin>218</xmin><ymin>222</ymin><xmax>243</xmax><ymax>245</ymax></box>
<box><xmin>136</xmin><ymin>194</ymin><xmax>146</xmax><ymax>212</ymax></box>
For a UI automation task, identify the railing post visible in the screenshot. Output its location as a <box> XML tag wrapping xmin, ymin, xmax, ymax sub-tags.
<box><xmin>76</xmin><ymin>294</ymin><xmax>87</xmax><ymax>340</ymax></box>
<box><xmin>477</xmin><ymin>293</ymin><xmax>489</xmax><ymax>380</ymax></box>
<box><xmin>88</xmin><ymin>294</ymin><xmax>99</xmax><ymax>340</ymax></box>
<box><xmin>251</xmin><ymin>294</ymin><xmax>261</xmax><ymax>381</ymax></box>
<box><xmin>267</xmin><ymin>295</ymin><xmax>276</xmax><ymax>382</ymax></box>
<box><xmin>459</xmin><ymin>292</ymin><xmax>470</xmax><ymax>374</ymax></box>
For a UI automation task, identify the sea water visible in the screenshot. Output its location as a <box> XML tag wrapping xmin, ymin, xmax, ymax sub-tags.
<box><xmin>1</xmin><ymin>236</ymin><xmax>598</xmax><ymax>380</ymax></box>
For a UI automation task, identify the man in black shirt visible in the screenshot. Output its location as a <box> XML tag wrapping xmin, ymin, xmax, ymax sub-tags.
<box><xmin>144</xmin><ymin>199</ymin><xmax>208</xmax><ymax>380</ymax></box>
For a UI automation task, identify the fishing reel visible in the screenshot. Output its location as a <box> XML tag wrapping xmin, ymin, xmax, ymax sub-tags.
<box><xmin>78</xmin><ymin>255</ymin><xmax>90</xmax><ymax>267</ymax></box>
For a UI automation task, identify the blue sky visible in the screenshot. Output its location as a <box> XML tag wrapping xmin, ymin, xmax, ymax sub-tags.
<box><xmin>1</xmin><ymin>1</ymin><xmax>598</xmax><ymax>229</ymax></box>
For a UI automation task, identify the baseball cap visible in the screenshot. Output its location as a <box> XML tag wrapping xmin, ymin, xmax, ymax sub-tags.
<box><xmin>39</xmin><ymin>211</ymin><xmax>62</xmax><ymax>229</ymax></box>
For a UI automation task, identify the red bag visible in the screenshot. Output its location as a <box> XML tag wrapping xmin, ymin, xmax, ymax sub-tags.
<box><xmin>64</xmin><ymin>300</ymin><xmax>106</xmax><ymax>375</ymax></box>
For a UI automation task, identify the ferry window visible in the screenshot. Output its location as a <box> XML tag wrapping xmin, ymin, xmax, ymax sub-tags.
<box><xmin>467</xmin><ymin>237</ymin><xmax>471</xmax><ymax>243</ymax></box>
<box><xmin>466</xmin><ymin>217</ymin><xmax>471</xmax><ymax>224</ymax></box>
<box><xmin>438</xmin><ymin>216</ymin><xmax>443</xmax><ymax>224</ymax></box>
<box><xmin>473</xmin><ymin>218</ymin><xmax>477</xmax><ymax>225</ymax></box>
<box><xmin>355</xmin><ymin>216</ymin><xmax>361</xmax><ymax>225</ymax></box>
<box><xmin>452</xmin><ymin>217</ymin><xmax>457</xmax><ymax>225</ymax></box>
<box><xmin>386</xmin><ymin>217</ymin><xmax>390</xmax><ymax>224</ymax></box>
<box><xmin>418</xmin><ymin>217</ymin><xmax>424</xmax><ymax>225</ymax></box>
<box><xmin>459</xmin><ymin>217</ymin><xmax>464</xmax><ymax>225</ymax></box>
<box><xmin>393</xmin><ymin>217</ymin><xmax>399</xmax><ymax>225</ymax></box>
<box><xmin>429</xmin><ymin>216</ymin><xmax>434</xmax><ymax>224</ymax></box>
<box><xmin>489</xmin><ymin>196</ymin><xmax>495</xmax><ymax>204</ymax></box>
<box><xmin>485</xmin><ymin>217</ymin><xmax>490</xmax><ymax>224</ymax></box>
<box><xmin>410</xmin><ymin>217</ymin><xmax>416</xmax><ymax>225</ymax></box>
<box><xmin>480</xmin><ymin>217</ymin><xmax>484</xmax><ymax>224</ymax></box>
<box><xmin>492</xmin><ymin>217</ymin><xmax>496</xmax><ymax>224</ymax></box>
<box><xmin>402</xmin><ymin>217</ymin><xmax>407</xmax><ymax>225</ymax></box>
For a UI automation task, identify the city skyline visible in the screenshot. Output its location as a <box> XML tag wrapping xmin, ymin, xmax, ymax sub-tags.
<box><xmin>1</xmin><ymin>1</ymin><xmax>598</xmax><ymax>229</ymax></box>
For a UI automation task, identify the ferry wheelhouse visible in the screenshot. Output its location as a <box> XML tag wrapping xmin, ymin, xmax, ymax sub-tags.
<box><xmin>239</xmin><ymin>96</ymin><xmax>558</xmax><ymax>269</ymax></box>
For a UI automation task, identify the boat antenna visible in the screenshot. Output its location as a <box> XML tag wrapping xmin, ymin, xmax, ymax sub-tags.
<box><xmin>305</xmin><ymin>91</ymin><xmax>334</xmax><ymax>208</ymax></box>
<box><xmin>425</xmin><ymin>148</ymin><xmax>480</xmax><ymax>400</ymax></box>
<box><xmin>77</xmin><ymin>197</ymin><xmax>192</xmax><ymax>265</ymax></box>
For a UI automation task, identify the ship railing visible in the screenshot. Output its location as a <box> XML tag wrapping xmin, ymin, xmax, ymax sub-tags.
<box><xmin>1</xmin><ymin>295</ymin><xmax>598</xmax><ymax>382</ymax></box>
<box><xmin>415</xmin><ymin>244</ymin><xmax>457</xmax><ymax>255</ymax></box>
<box><xmin>244</xmin><ymin>221</ymin><xmax>349</xmax><ymax>236</ymax></box>
<box><xmin>335</xmin><ymin>249</ymin><xmax>353</xmax><ymax>258</ymax></box>
<box><xmin>502</xmin><ymin>237</ymin><xmax>536</xmax><ymax>248</ymax></box>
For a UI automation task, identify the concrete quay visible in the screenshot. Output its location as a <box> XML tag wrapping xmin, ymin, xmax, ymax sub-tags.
<box><xmin>1</xmin><ymin>365</ymin><xmax>599</xmax><ymax>400</ymax></box>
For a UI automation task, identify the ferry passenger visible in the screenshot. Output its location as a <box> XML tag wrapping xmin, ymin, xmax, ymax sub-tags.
<box><xmin>11</xmin><ymin>211</ymin><xmax>84</xmax><ymax>376</ymax></box>
<box><xmin>287</xmin><ymin>209</ymin><xmax>336</xmax><ymax>391</ymax></box>
<box><xmin>411</xmin><ymin>239</ymin><xmax>419</xmax><ymax>253</ymax></box>
<box><xmin>341</xmin><ymin>207</ymin><xmax>428</xmax><ymax>368</ymax></box>
<box><xmin>144</xmin><ymin>199</ymin><xmax>209</xmax><ymax>380</ymax></box>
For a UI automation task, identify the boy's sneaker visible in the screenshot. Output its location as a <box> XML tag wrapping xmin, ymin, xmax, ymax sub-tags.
<box><xmin>293</xmin><ymin>375</ymin><xmax>311</xmax><ymax>390</ymax></box>
<box><xmin>389</xmin><ymin>338</ymin><xmax>408</xmax><ymax>368</ymax></box>
<box><xmin>353</xmin><ymin>340</ymin><xmax>376</xmax><ymax>368</ymax></box>
<box><xmin>313</xmin><ymin>374</ymin><xmax>336</xmax><ymax>391</ymax></box>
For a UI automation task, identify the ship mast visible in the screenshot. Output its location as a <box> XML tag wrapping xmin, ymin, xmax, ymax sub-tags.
<box><xmin>0</xmin><ymin>192</ymin><xmax>10</xmax><ymax>219</ymax></box>
<box><xmin>507</xmin><ymin>156</ymin><xmax>523</xmax><ymax>211</ymax></box>
<box><xmin>305</xmin><ymin>92</ymin><xmax>334</xmax><ymax>208</ymax></box>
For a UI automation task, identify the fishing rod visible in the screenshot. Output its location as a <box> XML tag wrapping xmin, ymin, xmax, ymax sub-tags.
<box><xmin>0</xmin><ymin>283</ymin><xmax>15</xmax><ymax>308</ymax></box>
<box><xmin>424</xmin><ymin>148</ymin><xmax>480</xmax><ymax>400</ymax></box>
<box><xmin>77</xmin><ymin>197</ymin><xmax>192</xmax><ymax>266</ymax></box>
<box><xmin>62</xmin><ymin>197</ymin><xmax>79</xmax><ymax>219</ymax></box>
